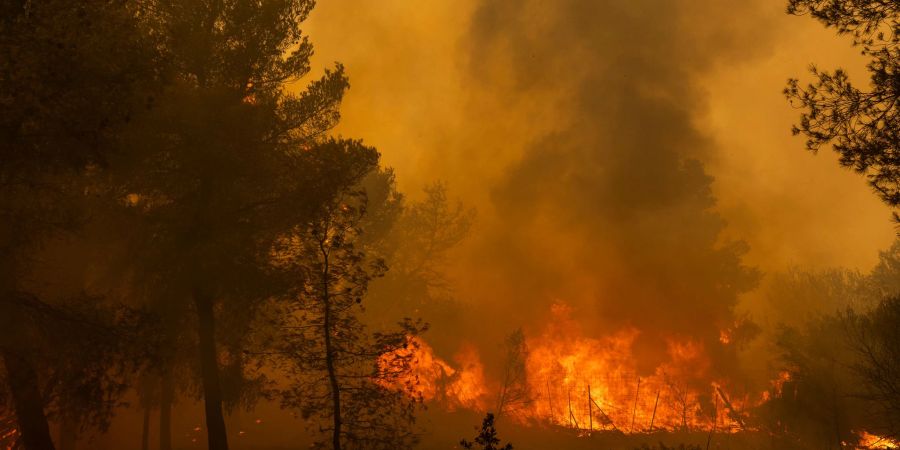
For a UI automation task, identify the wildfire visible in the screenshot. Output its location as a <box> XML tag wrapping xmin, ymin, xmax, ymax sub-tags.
<box><xmin>719</xmin><ymin>329</ymin><xmax>731</xmax><ymax>345</ymax></box>
<box><xmin>384</xmin><ymin>302</ymin><xmax>794</xmax><ymax>436</ymax></box>
<box><xmin>382</xmin><ymin>337</ymin><xmax>488</xmax><ymax>410</ymax></box>
<box><xmin>519</xmin><ymin>303</ymin><xmax>748</xmax><ymax>433</ymax></box>
<box><xmin>857</xmin><ymin>431</ymin><xmax>899</xmax><ymax>449</ymax></box>
<box><xmin>761</xmin><ymin>371</ymin><xmax>791</xmax><ymax>402</ymax></box>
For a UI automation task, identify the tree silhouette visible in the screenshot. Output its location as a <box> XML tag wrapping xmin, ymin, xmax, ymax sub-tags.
<box><xmin>272</xmin><ymin>178</ymin><xmax>425</xmax><ymax>450</ymax></box>
<box><xmin>459</xmin><ymin>413</ymin><xmax>513</xmax><ymax>450</ymax></box>
<box><xmin>786</xmin><ymin>0</ymin><xmax>900</xmax><ymax>216</ymax></box>
<box><xmin>363</xmin><ymin>182</ymin><xmax>474</xmax><ymax>351</ymax></box>
<box><xmin>0</xmin><ymin>1</ymin><xmax>156</xmax><ymax>449</ymax></box>
<box><xmin>116</xmin><ymin>2</ymin><xmax>366</xmax><ymax>449</ymax></box>
<box><xmin>3</xmin><ymin>1</ymin><xmax>435</xmax><ymax>450</ymax></box>
<box><xmin>846</xmin><ymin>296</ymin><xmax>900</xmax><ymax>438</ymax></box>
<box><xmin>786</xmin><ymin>1</ymin><xmax>900</xmax><ymax>439</ymax></box>
<box><xmin>495</xmin><ymin>328</ymin><xmax>530</xmax><ymax>420</ymax></box>
<box><xmin>768</xmin><ymin>315</ymin><xmax>861</xmax><ymax>447</ymax></box>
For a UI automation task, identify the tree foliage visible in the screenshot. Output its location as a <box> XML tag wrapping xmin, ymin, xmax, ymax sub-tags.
<box><xmin>0</xmin><ymin>1</ymin><xmax>466</xmax><ymax>450</ymax></box>
<box><xmin>786</xmin><ymin>0</ymin><xmax>900</xmax><ymax>212</ymax></box>
<box><xmin>763</xmin><ymin>315</ymin><xmax>863</xmax><ymax>448</ymax></box>
<box><xmin>0</xmin><ymin>1</ymin><xmax>158</xmax><ymax>449</ymax></box>
<box><xmin>111</xmin><ymin>2</ymin><xmax>372</xmax><ymax>448</ymax></box>
<box><xmin>364</xmin><ymin>182</ymin><xmax>474</xmax><ymax>352</ymax></box>
<box><xmin>495</xmin><ymin>328</ymin><xmax>530</xmax><ymax>420</ymax></box>
<box><xmin>846</xmin><ymin>296</ymin><xmax>900</xmax><ymax>438</ymax></box>
<box><xmin>459</xmin><ymin>413</ymin><xmax>513</xmax><ymax>450</ymax></box>
<box><xmin>272</xmin><ymin>182</ymin><xmax>425</xmax><ymax>450</ymax></box>
<box><xmin>759</xmin><ymin>239</ymin><xmax>900</xmax><ymax>445</ymax></box>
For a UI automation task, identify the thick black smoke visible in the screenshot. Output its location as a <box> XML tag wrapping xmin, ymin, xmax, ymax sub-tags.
<box><xmin>460</xmin><ymin>0</ymin><xmax>774</xmax><ymax>374</ymax></box>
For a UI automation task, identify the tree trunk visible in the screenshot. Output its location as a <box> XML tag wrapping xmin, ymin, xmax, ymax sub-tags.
<box><xmin>321</xmin><ymin>259</ymin><xmax>342</xmax><ymax>450</ymax></box>
<box><xmin>159</xmin><ymin>371</ymin><xmax>173</xmax><ymax>450</ymax></box>
<box><xmin>1</xmin><ymin>348</ymin><xmax>56</xmax><ymax>450</ymax></box>
<box><xmin>194</xmin><ymin>291</ymin><xmax>229</xmax><ymax>450</ymax></box>
<box><xmin>58</xmin><ymin>417</ymin><xmax>77</xmax><ymax>450</ymax></box>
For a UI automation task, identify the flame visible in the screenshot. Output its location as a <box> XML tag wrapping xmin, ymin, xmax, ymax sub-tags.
<box><xmin>385</xmin><ymin>302</ymin><xmax>795</xmax><ymax>435</ymax></box>
<box><xmin>381</xmin><ymin>337</ymin><xmax>488</xmax><ymax>410</ymax></box>
<box><xmin>719</xmin><ymin>329</ymin><xmax>731</xmax><ymax>345</ymax></box>
<box><xmin>857</xmin><ymin>431</ymin><xmax>899</xmax><ymax>449</ymax></box>
<box><xmin>520</xmin><ymin>308</ymin><xmax>738</xmax><ymax>432</ymax></box>
<box><xmin>444</xmin><ymin>344</ymin><xmax>489</xmax><ymax>410</ymax></box>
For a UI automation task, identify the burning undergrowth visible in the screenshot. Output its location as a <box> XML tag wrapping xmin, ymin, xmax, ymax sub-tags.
<box><xmin>519</xmin><ymin>302</ymin><xmax>753</xmax><ymax>433</ymax></box>
<box><xmin>385</xmin><ymin>302</ymin><xmax>772</xmax><ymax>433</ymax></box>
<box><xmin>379</xmin><ymin>300</ymin><xmax>896</xmax><ymax>449</ymax></box>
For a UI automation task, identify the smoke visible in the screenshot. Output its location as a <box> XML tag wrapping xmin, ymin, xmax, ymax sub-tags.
<box><xmin>446</xmin><ymin>0</ymin><xmax>775</xmax><ymax>372</ymax></box>
<box><xmin>303</xmin><ymin>0</ymin><xmax>896</xmax><ymax>377</ymax></box>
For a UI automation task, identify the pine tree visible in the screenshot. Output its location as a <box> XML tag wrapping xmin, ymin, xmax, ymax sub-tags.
<box><xmin>117</xmin><ymin>2</ymin><xmax>372</xmax><ymax>449</ymax></box>
<box><xmin>0</xmin><ymin>2</ymin><xmax>156</xmax><ymax>449</ymax></box>
<box><xmin>460</xmin><ymin>413</ymin><xmax>513</xmax><ymax>450</ymax></box>
<box><xmin>786</xmin><ymin>0</ymin><xmax>900</xmax><ymax>216</ymax></box>
<box><xmin>272</xmin><ymin>179</ymin><xmax>425</xmax><ymax>450</ymax></box>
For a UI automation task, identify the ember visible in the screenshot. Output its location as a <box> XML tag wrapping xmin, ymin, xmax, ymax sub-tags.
<box><xmin>0</xmin><ymin>413</ymin><xmax>17</xmax><ymax>450</ymax></box>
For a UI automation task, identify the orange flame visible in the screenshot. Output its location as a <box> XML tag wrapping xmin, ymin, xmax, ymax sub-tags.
<box><xmin>381</xmin><ymin>337</ymin><xmax>488</xmax><ymax>410</ymax></box>
<box><xmin>520</xmin><ymin>305</ymin><xmax>735</xmax><ymax>432</ymax></box>
<box><xmin>386</xmin><ymin>302</ymin><xmax>792</xmax><ymax>435</ymax></box>
<box><xmin>857</xmin><ymin>431</ymin><xmax>899</xmax><ymax>449</ymax></box>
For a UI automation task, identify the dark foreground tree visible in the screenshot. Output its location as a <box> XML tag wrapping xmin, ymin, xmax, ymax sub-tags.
<box><xmin>785</xmin><ymin>1</ymin><xmax>900</xmax><ymax>440</ymax></box>
<box><xmin>846</xmin><ymin>296</ymin><xmax>900</xmax><ymax>438</ymax></box>
<box><xmin>785</xmin><ymin>0</ymin><xmax>900</xmax><ymax>216</ymax></box>
<box><xmin>0</xmin><ymin>293</ymin><xmax>148</xmax><ymax>450</ymax></box>
<box><xmin>272</xmin><ymin>174</ymin><xmax>425</xmax><ymax>450</ymax></box>
<box><xmin>119</xmin><ymin>1</ymin><xmax>362</xmax><ymax>449</ymax></box>
<box><xmin>763</xmin><ymin>315</ymin><xmax>863</xmax><ymax>448</ymax></box>
<box><xmin>0</xmin><ymin>1</ymin><xmax>156</xmax><ymax>449</ymax></box>
<box><xmin>460</xmin><ymin>413</ymin><xmax>513</xmax><ymax>450</ymax></box>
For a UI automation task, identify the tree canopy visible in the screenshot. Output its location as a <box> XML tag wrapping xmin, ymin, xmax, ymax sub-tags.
<box><xmin>786</xmin><ymin>0</ymin><xmax>900</xmax><ymax>213</ymax></box>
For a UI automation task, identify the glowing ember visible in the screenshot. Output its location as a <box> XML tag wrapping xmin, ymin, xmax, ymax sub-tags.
<box><xmin>718</xmin><ymin>329</ymin><xmax>731</xmax><ymax>345</ymax></box>
<box><xmin>0</xmin><ymin>413</ymin><xmax>17</xmax><ymax>450</ymax></box>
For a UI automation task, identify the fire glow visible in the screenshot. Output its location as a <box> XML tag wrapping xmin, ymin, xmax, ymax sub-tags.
<box><xmin>856</xmin><ymin>431</ymin><xmax>899</xmax><ymax>449</ymax></box>
<box><xmin>388</xmin><ymin>337</ymin><xmax>489</xmax><ymax>411</ymax></box>
<box><xmin>0</xmin><ymin>413</ymin><xmax>17</xmax><ymax>450</ymax></box>
<box><xmin>386</xmin><ymin>302</ymin><xmax>782</xmax><ymax>434</ymax></box>
<box><xmin>520</xmin><ymin>303</ymin><xmax>748</xmax><ymax>433</ymax></box>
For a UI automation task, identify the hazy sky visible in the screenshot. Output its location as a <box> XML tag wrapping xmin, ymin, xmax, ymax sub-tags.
<box><xmin>305</xmin><ymin>0</ymin><xmax>894</xmax><ymax>275</ymax></box>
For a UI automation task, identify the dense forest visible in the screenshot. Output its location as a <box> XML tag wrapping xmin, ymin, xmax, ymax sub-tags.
<box><xmin>3</xmin><ymin>1</ymin><xmax>900</xmax><ymax>450</ymax></box>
